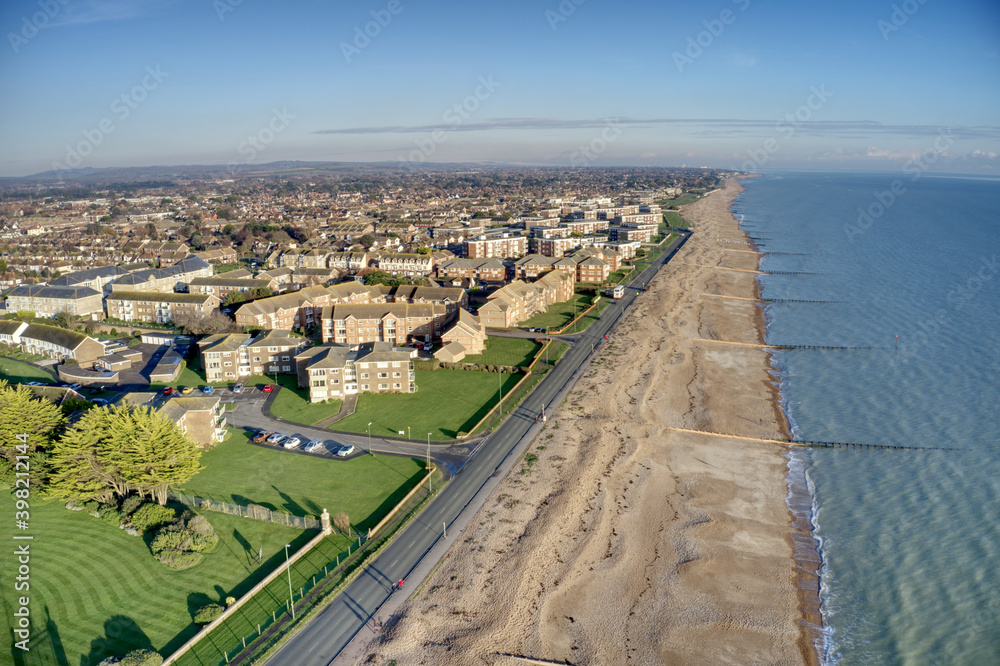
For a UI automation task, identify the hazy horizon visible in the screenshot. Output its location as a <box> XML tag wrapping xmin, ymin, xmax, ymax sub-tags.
<box><xmin>1</xmin><ymin>0</ymin><xmax>998</xmax><ymax>178</ymax></box>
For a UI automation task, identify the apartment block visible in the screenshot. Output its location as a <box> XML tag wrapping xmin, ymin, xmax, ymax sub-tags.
<box><xmin>376</xmin><ymin>252</ymin><xmax>434</xmax><ymax>277</ymax></box>
<box><xmin>295</xmin><ymin>341</ymin><xmax>415</xmax><ymax>402</ymax></box>
<box><xmin>476</xmin><ymin>270</ymin><xmax>574</xmax><ymax>328</ymax></box>
<box><xmin>436</xmin><ymin>258</ymin><xmax>507</xmax><ymax>283</ymax></box>
<box><xmin>5</xmin><ymin>284</ymin><xmax>103</xmax><ymax>319</ymax></box>
<box><xmin>464</xmin><ymin>234</ymin><xmax>529</xmax><ymax>260</ymax></box>
<box><xmin>319</xmin><ymin>303</ymin><xmax>450</xmax><ymax>345</ymax></box>
<box><xmin>109</xmin><ymin>256</ymin><xmax>213</xmax><ymax>293</ymax></box>
<box><xmin>106</xmin><ymin>291</ymin><xmax>219</xmax><ymax>324</ymax></box>
<box><xmin>233</xmin><ymin>285</ymin><xmax>334</xmax><ymax>330</ymax></box>
<box><xmin>199</xmin><ymin>329</ymin><xmax>308</xmax><ymax>381</ymax></box>
<box><xmin>188</xmin><ymin>277</ymin><xmax>277</xmax><ymax>302</ymax></box>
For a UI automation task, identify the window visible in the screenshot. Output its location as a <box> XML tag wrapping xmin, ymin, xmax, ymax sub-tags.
<box><xmin>281</xmin><ymin>355</ymin><xmax>289</xmax><ymax>361</ymax></box>
<box><xmin>360</xmin><ymin>373</ymin><xmax>369</xmax><ymax>379</ymax></box>
<box><xmin>361</xmin><ymin>384</ymin><xmax>369</xmax><ymax>391</ymax></box>
<box><xmin>378</xmin><ymin>372</ymin><xmax>387</xmax><ymax>378</ymax></box>
<box><xmin>393</xmin><ymin>383</ymin><xmax>401</xmax><ymax>389</ymax></box>
<box><xmin>224</xmin><ymin>361</ymin><xmax>232</xmax><ymax>366</ymax></box>
<box><xmin>393</xmin><ymin>372</ymin><xmax>401</xmax><ymax>378</ymax></box>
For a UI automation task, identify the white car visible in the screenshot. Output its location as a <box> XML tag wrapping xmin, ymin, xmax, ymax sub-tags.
<box><xmin>266</xmin><ymin>432</ymin><xmax>287</xmax><ymax>444</ymax></box>
<box><xmin>304</xmin><ymin>438</ymin><xmax>325</xmax><ymax>453</ymax></box>
<box><xmin>283</xmin><ymin>437</ymin><xmax>301</xmax><ymax>450</ymax></box>
<box><xmin>334</xmin><ymin>444</ymin><xmax>356</xmax><ymax>457</ymax></box>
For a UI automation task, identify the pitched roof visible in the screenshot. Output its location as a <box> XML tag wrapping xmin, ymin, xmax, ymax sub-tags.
<box><xmin>7</xmin><ymin>284</ymin><xmax>100</xmax><ymax>300</ymax></box>
<box><xmin>107</xmin><ymin>291</ymin><xmax>216</xmax><ymax>304</ymax></box>
<box><xmin>326</xmin><ymin>302</ymin><xmax>444</xmax><ymax>320</ymax></box>
<box><xmin>21</xmin><ymin>323</ymin><xmax>93</xmax><ymax>350</ymax></box>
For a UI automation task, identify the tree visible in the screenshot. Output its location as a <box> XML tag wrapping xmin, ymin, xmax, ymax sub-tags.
<box><xmin>53</xmin><ymin>311</ymin><xmax>77</xmax><ymax>330</ymax></box>
<box><xmin>194</xmin><ymin>604</ymin><xmax>224</xmax><ymax>624</ymax></box>
<box><xmin>0</xmin><ymin>380</ymin><xmax>65</xmax><ymax>489</ymax></box>
<box><xmin>334</xmin><ymin>511</ymin><xmax>351</xmax><ymax>536</ymax></box>
<box><xmin>358</xmin><ymin>234</ymin><xmax>375</xmax><ymax>249</ymax></box>
<box><xmin>145</xmin><ymin>223</ymin><xmax>157</xmax><ymax>239</ymax></box>
<box><xmin>0</xmin><ymin>258</ymin><xmax>7</xmax><ymax>272</ymax></box>
<box><xmin>47</xmin><ymin>405</ymin><xmax>203</xmax><ymax>505</ymax></box>
<box><xmin>172</xmin><ymin>309</ymin><xmax>237</xmax><ymax>336</ymax></box>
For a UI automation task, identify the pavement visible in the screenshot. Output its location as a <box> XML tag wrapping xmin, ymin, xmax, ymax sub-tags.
<box><xmin>266</xmin><ymin>231</ymin><xmax>690</xmax><ymax>666</ymax></box>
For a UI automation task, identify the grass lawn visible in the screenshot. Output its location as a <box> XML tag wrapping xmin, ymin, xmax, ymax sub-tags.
<box><xmin>461</xmin><ymin>336</ymin><xmax>541</xmax><ymax>367</ymax></box>
<box><xmin>335</xmin><ymin>368</ymin><xmax>522</xmax><ymax>439</ymax></box>
<box><xmin>521</xmin><ymin>293</ymin><xmax>597</xmax><ymax>331</ymax></box>
<box><xmin>0</xmin><ymin>493</ymin><xmax>309</xmax><ymax>666</ymax></box>
<box><xmin>0</xmin><ymin>356</ymin><xmax>54</xmax><ymax>383</ymax></box>
<box><xmin>665</xmin><ymin>192</ymin><xmax>701</xmax><ymax>208</ymax></box>
<box><xmin>564</xmin><ymin>299</ymin><xmax>612</xmax><ymax>334</ymax></box>
<box><xmin>267</xmin><ymin>374</ymin><xmax>342</xmax><ymax>425</ymax></box>
<box><xmin>663</xmin><ymin>210</ymin><xmax>690</xmax><ymax>229</ymax></box>
<box><xmin>183</xmin><ymin>429</ymin><xmax>426</xmax><ymax>532</ymax></box>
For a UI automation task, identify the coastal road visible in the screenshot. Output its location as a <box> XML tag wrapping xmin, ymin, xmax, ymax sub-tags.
<box><xmin>267</xmin><ymin>231</ymin><xmax>690</xmax><ymax>666</ymax></box>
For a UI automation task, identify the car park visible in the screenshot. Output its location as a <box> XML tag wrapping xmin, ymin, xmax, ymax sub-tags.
<box><xmin>232</xmin><ymin>384</ymin><xmax>243</xmax><ymax>393</ymax></box>
<box><xmin>201</xmin><ymin>386</ymin><xmax>214</xmax><ymax>394</ymax></box>
<box><xmin>283</xmin><ymin>437</ymin><xmax>301</xmax><ymax>449</ymax></box>
<box><xmin>262</xmin><ymin>384</ymin><xmax>275</xmax><ymax>393</ymax></box>
<box><xmin>252</xmin><ymin>430</ymin><xmax>271</xmax><ymax>443</ymax></box>
<box><xmin>304</xmin><ymin>438</ymin><xmax>324</xmax><ymax>453</ymax></box>
<box><xmin>334</xmin><ymin>444</ymin><xmax>356</xmax><ymax>457</ymax></box>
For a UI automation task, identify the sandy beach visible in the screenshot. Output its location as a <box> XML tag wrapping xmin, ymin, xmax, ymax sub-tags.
<box><xmin>358</xmin><ymin>179</ymin><xmax>810</xmax><ymax>665</ymax></box>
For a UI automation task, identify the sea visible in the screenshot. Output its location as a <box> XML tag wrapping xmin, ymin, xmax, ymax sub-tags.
<box><xmin>730</xmin><ymin>171</ymin><xmax>1000</xmax><ymax>666</ymax></box>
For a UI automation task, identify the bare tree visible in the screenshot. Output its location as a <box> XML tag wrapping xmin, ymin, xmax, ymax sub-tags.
<box><xmin>334</xmin><ymin>511</ymin><xmax>352</xmax><ymax>537</ymax></box>
<box><xmin>172</xmin><ymin>310</ymin><xmax>237</xmax><ymax>336</ymax></box>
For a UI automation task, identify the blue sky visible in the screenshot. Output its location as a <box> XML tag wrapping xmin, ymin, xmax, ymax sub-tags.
<box><xmin>1</xmin><ymin>0</ymin><xmax>998</xmax><ymax>177</ymax></box>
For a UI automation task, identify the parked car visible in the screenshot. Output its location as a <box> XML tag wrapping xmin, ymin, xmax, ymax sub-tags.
<box><xmin>334</xmin><ymin>444</ymin><xmax>356</xmax><ymax>457</ymax></box>
<box><xmin>283</xmin><ymin>437</ymin><xmax>301</xmax><ymax>450</ymax></box>
<box><xmin>67</xmin><ymin>383</ymin><xmax>82</xmax><ymax>390</ymax></box>
<box><xmin>180</xmin><ymin>386</ymin><xmax>194</xmax><ymax>394</ymax></box>
<box><xmin>91</xmin><ymin>398</ymin><xmax>109</xmax><ymax>406</ymax></box>
<box><xmin>422</xmin><ymin>343</ymin><xmax>433</xmax><ymax>351</ymax></box>
<box><xmin>262</xmin><ymin>384</ymin><xmax>275</xmax><ymax>393</ymax></box>
<box><xmin>253</xmin><ymin>430</ymin><xmax>271</xmax><ymax>443</ymax></box>
<box><xmin>162</xmin><ymin>386</ymin><xmax>174</xmax><ymax>395</ymax></box>
<box><xmin>266</xmin><ymin>433</ymin><xmax>287</xmax><ymax>444</ymax></box>
<box><xmin>201</xmin><ymin>386</ymin><xmax>214</xmax><ymax>394</ymax></box>
<box><xmin>27</xmin><ymin>381</ymin><xmax>44</xmax><ymax>386</ymax></box>
<box><xmin>232</xmin><ymin>384</ymin><xmax>243</xmax><ymax>393</ymax></box>
<box><xmin>304</xmin><ymin>438</ymin><xmax>324</xmax><ymax>453</ymax></box>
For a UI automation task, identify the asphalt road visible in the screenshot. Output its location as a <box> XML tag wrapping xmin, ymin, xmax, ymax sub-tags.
<box><xmin>268</xmin><ymin>232</ymin><xmax>690</xmax><ymax>666</ymax></box>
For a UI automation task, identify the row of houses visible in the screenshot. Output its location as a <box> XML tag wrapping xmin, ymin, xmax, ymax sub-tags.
<box><xmin>0</xmin><ymin>320</ymin><xmax>106</xmax><ymax>365</ymax></box>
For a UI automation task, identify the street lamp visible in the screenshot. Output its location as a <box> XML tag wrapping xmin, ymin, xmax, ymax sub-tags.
<box><xmin>367</xmin><ymin>422</ymin><xmax>372</xmax><ymax>455</ymax></box>
<box><xmin>284</xmin><ymin>543</ymin><xmax>295</xmax><ymax>620</ymax></box>
<box><xmin>427</xmin><ymin>432</ymin><xmax>432</xmax><ymax>492</ymax></box>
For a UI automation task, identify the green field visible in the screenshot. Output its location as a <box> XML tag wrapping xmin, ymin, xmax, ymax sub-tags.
<box><xmin>0</xmin><ymin>356</ymin><xmax>54</xmax><ymax>383</ymax></box>
<box><xmin>663</xmin><ymin>210</ymin><xmax>690</xmax><ymax>229</ymax></box>
<box><xmin>183</xmin><ymin>429</ymin><xmax>425</xmax><ymax>531</ymax></box>
<box><xmin>266</xmin><ymin>375</ymin><xmax>342</xmax><ymax>425</ymax></box>
<box><xmin>564</xmin><ymin>299</ymin><xmax>612</xmax><ymax>334</ymax></box>
<box><xmin>0</xmin><ymin>493</ymin><xmax>308</xmax><ymax>666</ymax></box>
<box><xmin>335</xmin><ymin>368</ymin><xmax>522</xmax><ymax>439</ymax></box>
<box><xmin>664</xmin><ymin>192</ymin><xmax>701</xmax><ymax>208</ymax></box>
<box><xmin>521</xmin><ymin>293</ymin><xmax>597</xmax><ymax>331</ymax></box>
<box><xmin>461</xmin><ymin>336</ymin><xmax>541</xmax><ymax>367</ymax></box>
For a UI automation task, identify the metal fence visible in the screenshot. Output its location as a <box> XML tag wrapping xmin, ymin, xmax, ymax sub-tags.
<box><xmin>169</xmin><ymin>491</ymin><xmax>321</xmax><ymax>530</ymax></box>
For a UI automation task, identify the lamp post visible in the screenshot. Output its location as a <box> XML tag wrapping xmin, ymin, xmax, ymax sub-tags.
<box><xmin>284</xmin><ymin>544</ymin><xmax>295</xmax><ymax>619</ymax></box>
<box><xmin>427</xmin><ymin>432</ymin><xmax>432</xmax><ymax>492</ymax></box>
<box><xmin>367</xmin><ymin>422</ymin><xmax>372</xmax><ymax>455</ymax></box>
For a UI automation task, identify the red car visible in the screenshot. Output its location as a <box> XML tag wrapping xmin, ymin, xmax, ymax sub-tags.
<box><xmin>162</xmin><ymin>386</ymin><xmax>174</xmax><ymax>395</ymax></box>
<box><xmin>262</xmin><ymin>384</ymin><xmax>275</xmax><ymax>393</ymax></box>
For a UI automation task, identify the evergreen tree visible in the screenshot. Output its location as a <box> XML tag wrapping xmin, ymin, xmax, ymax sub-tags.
<box><xmin>47</xmin><ymin>405</ymin><xmax>203</xmax><ymax>505</ymax></box>
<box><xmin>0</xmin><ymin>380</ymin><xmax>65</xmax><ymax>489</ymax></box>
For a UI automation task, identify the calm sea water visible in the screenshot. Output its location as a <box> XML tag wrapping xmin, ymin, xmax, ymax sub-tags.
<box><xmin>731</xmin><ymin>172</ymin><xmax>1000</xmax><ymax>666</ymax></box>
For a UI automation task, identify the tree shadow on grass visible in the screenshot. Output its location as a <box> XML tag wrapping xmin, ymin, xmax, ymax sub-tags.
<box><xmin>81</xmin><ymin>615</ymin><xmax>153</xmax><ymax>666</ymax></box>
<box><xmin>356</xmin><ymin>461</ymin><xmax>427</xmax><ymax>532</ymax></box>
<box><xmin>10</xmin><ymin>607</ymin><xmax>70</xmax><ymax>666</ymax></box>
